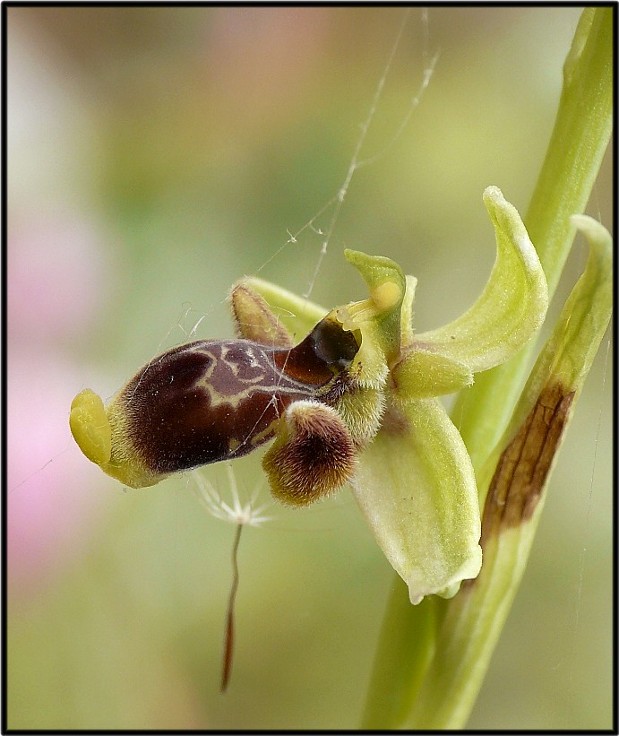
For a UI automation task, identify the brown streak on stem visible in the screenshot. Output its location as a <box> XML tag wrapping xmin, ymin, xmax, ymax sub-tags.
<box><xmin>221</xmin><ymin>523</ymin><xmax>243</xmax><ymax>693</ymax></box>
<box><xmin>479</xmin><ymin>383</ymin><xmax>575</xmax><ymax>548</ymax></box>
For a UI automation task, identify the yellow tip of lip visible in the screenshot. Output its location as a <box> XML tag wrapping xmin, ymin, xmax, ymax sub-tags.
<box><xmin>69</xmin><ymin>389</ymin><xmax>112</xmax><ymax>466</ymax></box>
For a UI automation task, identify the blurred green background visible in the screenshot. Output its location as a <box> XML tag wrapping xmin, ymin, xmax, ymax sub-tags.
<box><xmin>7</xmin><ymin>6</ymin><xmax>612</xmax><ymax>730</ymax></box>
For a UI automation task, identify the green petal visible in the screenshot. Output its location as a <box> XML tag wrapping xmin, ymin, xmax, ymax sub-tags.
<box><xmin>351</xmin><ymin>396</ymin><xmax>482</xmax><ymax>604</ymax></box>
<box><xmin>392</xmin><ymin>349</ymin><xmax>474</xmax><ymax>398</ymax></box>
<box><xmin>415</xmin><ymin>187</ymin><xmax>548</xmax><ymax>372</ymax></box>
<box><xmin>229</xmin><ymin>281</ymin><xmax>294</xmax><ymax>346</ymax></box>
<box><xmin>234</xmin><ymin>276</ymin><xmax>328</xmax><ymax>340</ymax></box>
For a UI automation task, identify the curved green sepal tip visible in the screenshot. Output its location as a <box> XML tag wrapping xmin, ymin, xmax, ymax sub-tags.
<box><xmin>70</xmin><ymin>389</ymin><xmax>112</xmax><ymax>466</ymax></box>
<box><xmin>416</xmin><ymin>186</ymin><xmax>548</xmax><ymax>373</ymax></box>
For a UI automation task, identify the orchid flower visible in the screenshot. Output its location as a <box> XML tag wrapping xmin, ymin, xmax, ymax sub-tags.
<box><xmin>70</xmin><ymin>186</ymin><xmax>548</xmax><ymax>605</ymax></box>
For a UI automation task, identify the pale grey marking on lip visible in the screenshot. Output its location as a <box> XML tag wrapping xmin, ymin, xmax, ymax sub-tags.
<box><xmin>191</xmin><ymin>341</ymin><xmax>321</xmax><ymax>411</ymax></box>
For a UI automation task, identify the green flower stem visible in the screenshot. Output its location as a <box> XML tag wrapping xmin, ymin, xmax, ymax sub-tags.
<box><xmin>362</xmin><ymin>8</ymin><xmax>612</xmax><ymax>728</ymax></box>
<box><xmin>456</xmin><ymin>6</ymin><xmax>612</xmax><ymax>470</ymax></box>
<box><xmin>362</xmin><ymin>578</ymin><xmax>439</xmax><ymax>726</ymax></box>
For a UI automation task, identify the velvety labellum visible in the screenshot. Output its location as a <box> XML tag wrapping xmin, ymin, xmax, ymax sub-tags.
<box><xmin>122</xmin><ymin>320</ymin><xmax>359</xmax><ymax>475</ymax></box>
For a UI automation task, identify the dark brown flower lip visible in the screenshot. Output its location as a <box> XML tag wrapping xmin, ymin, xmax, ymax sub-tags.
<box><xmin>114</xmin><ymin>322</ymin><xmax>360</xmax><ymax>476</ymax></box>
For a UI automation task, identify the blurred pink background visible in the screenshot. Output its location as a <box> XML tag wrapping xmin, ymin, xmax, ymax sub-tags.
<box><xmin>7</xmin><ymin>6</ymin><xmax>612</xmax><ymax>730</ymax></box>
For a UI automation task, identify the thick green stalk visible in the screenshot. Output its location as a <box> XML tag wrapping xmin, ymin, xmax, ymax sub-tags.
<box><xmin>401</xmin><ymin>216</ymin><xmax>612</xmax><ymax>728</ymax></box>
<box><xmin>362</xmin><ymin>8</ymin><xmax>612</xmax><ymax>729</ymax></box>
<box><xmin>455</xmin><ymin>6</ymin><xmax>613</xmax><ymax>471</ymax></box>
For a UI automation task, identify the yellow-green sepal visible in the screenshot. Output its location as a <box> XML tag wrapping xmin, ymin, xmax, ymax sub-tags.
<box><xmin>350</xmin><ymin>395</ymin><xmax>482</xmax><ymax>604</ymax></box>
